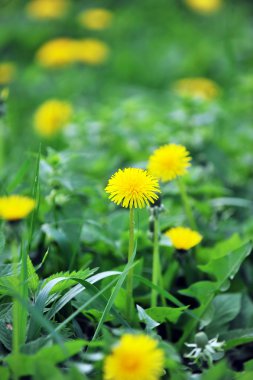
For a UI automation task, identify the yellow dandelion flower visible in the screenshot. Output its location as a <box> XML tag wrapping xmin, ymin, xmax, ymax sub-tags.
<box><xmin>104</xmin><ymin>334</ymin><xmax>165</xmax><ymax>380</ymax></box>
<box><xmin>165</xmin><ymin>226</ymin><xmax>202</xmax><ymax>250</ymax></box>
<box><xmin>36</xmin><ymin>38</ymin><xmax>78</xmax><ymax>68</ymax></box>
<box><xmin>173</xmin><ymin>77</ymin><xmax>220</xmax><ymax>100</ymax></box>
<box><xmin>26</xmin><ymin>0</ymin><xmax>68</xmax><ymax>20</ymax></box>
<box><xmin>0</xmin><ymin>195</ymin><xmax>35</xmax><ymax>221</ymax></box>
<box><xmin>185</xmin><ymin>0</ymin><xmax>222</xmax><ymax>14</ymax></box>
<box><xmin>0</xmin><ymin>63</ymin><xmax>16</xmax><ymax>85</ymax></box>
<box><xmin>148</xmin><ymin>144</ymin><xmax>191</xmax><ymax>182</ymax></box>
<box><xmin>34</xmin><ymin>99</ymin><xmax>72</xmax><ymax>137</ymax></box>
<box><xmin>78</xmin><ymin>8</ymin><xmax>113</xmax><ymax>30</ymax></box>
<box><xmin>76</xmin><ymin>39</ymin><xmax>109</xmax><ymax>65</ymax></box>
<box><xmin>105</xmin><ymin>168</ymin><xmax>160</xmax><ymax>209</ymax></box>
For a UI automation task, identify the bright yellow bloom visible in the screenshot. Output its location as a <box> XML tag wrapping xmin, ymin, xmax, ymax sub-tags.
<box><xmin>34</xmin><ymin>99</ymin><xmax>72</xmax><ymax>137</ymax></box>
<box><xmin>78</xmin><ymin>8</ymin><xmax>113</xmax><ymax>30</ymax></box>
<box><xmin>104</xmin><ymin>334</ymin><xmax>165</xmax><ymax>380</ymax></box>
<box><xmin>36</xmin><ymin>38</ymin><xmax>109</xmax><ymax>68</ymax></box>
<box><xmin>105</xmin><ymin>168</ymin><xmax>160</xmax><ymax>209</ymax></box>
<box><xmin>173</xmin><ymin>77</ymin><xmax>220</xmax><ymax>100</ymax></box>
<box><xmin>26</xmin><ymin>0</ymin><xmax>68</xmax><ymax>20</ymax></box>
<box><xmin>148</xmin><ymin>144</ymin><xmax>191</xmax><ymax>182</ymax></box>
<box><xmin>185</xmin><ymin>0</ymin><xmax>222</xmax><ymax>13</ymax></box>
<box><xmin>36</xmin><ymin>38</ymin><xmax>78</xmax><ymax>68</ymax></box>
<box><xmin>165</xmin><ymin>227</ymin><xmax>202</xmax><ymax>250</ymax></box>
<box><xmin>76</xmin><ymin>39</ymin><xmax>109</xmax><ymax>65</ymax></box>
<box><xmin>0</xmin><ymin>63</ymin><xmax>16</xmax><ymax>85</ymax></box>
<box><xmin>0</xmin><ymin>195</ymin><xmax>35</xmax><ymax>221</ymax></box>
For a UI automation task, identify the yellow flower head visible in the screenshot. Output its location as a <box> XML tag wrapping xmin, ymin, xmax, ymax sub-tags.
<box><xmin>34</xmin><ymin>99</ymin><xmax>72</xmax><ymax>137</ymax></box>
<box><xmin>26</xmin><ymin>0</ymin><xmax>68</xmax><ymax>20</ymax></box>
<box><xmin>36</xmin><ymin>38</ymin><xmax>109</xmax><ymax>67</ymax></box>
<box><xmin>0</xmin><ymin>63</ymin><xmax>16</xmax><ymax>85</ymax></box>
<box><xmin>104</xmin><ymin>334</ymin><xmax>165</xmax><ymax>380</ymax></box>
<box><xmin>36</xmin><ymin>38</ymin><xmax>78</xmax><ymax>68</ymax></box>
<box><xmin>173</xmin><ymin>77</ymin><xmax>220</xmax><ymax>100</ymax></box>
<box><xmin>105</xmin><ymin>168</ymin><xmax>160</xmax><ymax>209</ymax></box>
<box><xmin>148</xmin><ymin>144</ymin><xmax>191</xmax><ymax>182</ymax></box>
<box><xmin>165</xmin><ymin>226</ymin><xmax>202</xmax><ymax>250</ymax></box>
<box><xmin>185</xmin><ymin>0</ymin><xmax>222</xmax><ymax>13</ymax></box>
<box><xmin>0</xmin><ymin>195</ymin><xmax>35</xmax><ymax>221</ymax></box>
<box><xmin>76</xmin><ymin>39</ymin><xmax>109</xmax><ymax>65</ymax></box>
<box><xmin>78</xmin><ymin>8</ymin><xmax>113</xmax><ymax>30</ymax></box>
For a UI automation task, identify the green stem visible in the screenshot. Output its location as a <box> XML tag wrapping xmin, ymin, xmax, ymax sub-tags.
<box><xmin>178</xmin><ymin>177</ymin><xmax>197</xmax><ymax>230</ymax></box>
<box><xmin>151</xmin><ymin>216</ymin><xmax>160</xmax><ymax>307</ymax></box>
<box><xmin>11</xmin><ymin>241</ymin><xmax>20</xmax><ymax>362</ymax></box>
<box><xmin>0</xmin><ymin>120</ymin><xmax>4</xmax><ymax>170</ymax></box>
<box><xmin>126</xmin><ymin>208</ymin><xmax>135</xmax><ymax>321</ymax></box>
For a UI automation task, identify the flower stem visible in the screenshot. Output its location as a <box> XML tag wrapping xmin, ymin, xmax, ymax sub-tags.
<box><xmin>151</xmin><ymin>215</ymin><xmax>160</xmax><ymax>307</ymax></box>
<box><xmin>11</xmin><ymin>241</ymin><xmax>20</xmax><ymax>359</ymax></box>
<box><xmin>178</xmin><ymin>177</ymin><xmax>197</xmax><ymax>230</ymax></box>
<box><xmin>126</xmin><ymin>208</ymin><xmax>135</xmax><ymax>321</ymax></box>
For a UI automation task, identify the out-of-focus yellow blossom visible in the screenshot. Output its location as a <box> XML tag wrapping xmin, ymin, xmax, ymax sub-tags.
<box><xmin>165</xmin><ymin>226</ymin><xmax>203</xmax><ymax>251</ymax></box>
<box><xmin>0</xmin><ymin>195</ymin><xmax>35</xmax><ymax>221</ymax></box>
<box><xmin>26</xmin><ymin>0</ymin><xmax>68</xmax><ymax>20</ymax></box>
<box><xmin>173</xmin><ymin>77</ymin><xmax>220</xmax><ymax>100</ymax></box>
<box><xmin>34</xmin><ymin>99</ymin><xmax>73</xmax><ymax>137</ymax></box>
<box><xmin>36</xmin><ymin>38</ymin><xmax>78</xmax><ymax>67</ymax></box>
<box><xmin>78</xmin><ymin>8</ymin><xmax>113</xmax><ymax>30</ymax></box>
<box><xmin>36</xmin><ymin>38</ymin><xmax>109</xmax><ymax>67</ymax></box>
<box><xmin>0</xmin><ymin>63</ymin><xmax>16</xmax><ymax>85</ymax></box>
<box><xmin>76</xmin><ymin>39</ymin><xmax>109</xmax><ymax>65</ymax></box>
<box><xmin>185</xmin><ymin>0</ymin><xmax>222</xmax><ymax>14</ymax></box>
<box><xmin>104</xmin><ymin>334</ymin><xmax>165</xmax><ymax>380</ymax></box>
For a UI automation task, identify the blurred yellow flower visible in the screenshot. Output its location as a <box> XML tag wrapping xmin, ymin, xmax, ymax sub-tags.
<box><xmin>36</xmin><ymin>38</ymin><xmax>109</xmax><ymax>67</ymax></box>
<box><xmin>34</xmin><ymin>99</ymin><xmax>72</xmax><ymax>137</ymax></box>
<box><xmin>0</xmin><ymin>195</ymin><xmax>35</xmax><ymax>221</ymax></box>
<box><xmin>148</xmin><ymin>144</ymin><xmax>191</xmax><ymax>182</ymax></box>
<box><xmin>78</xmin><ymin>8</ymin><xmax>113</xmax><ymax>30</ymax></box>
<box><xmin>104</xmin><ymin>334</ymin><xmax>165</xmax><ymax>380</ymax></box>
<box><xmin>26</xmin><ymin>0</ymin><xmax>68</xmax><ymax>20</ymax></box>
<box><xmin>165</xmin><ymin>227</ymin><xmax>202</xmax><ymax>250</ymax></box>
<box><xmin>0</xmin><ymin>63</ymin><xmax>16</xmax><ymax>85</ymax></box>
<box><xmin>185</xmin><ymin>0</ymin><xmax>222</xmax><ymax>13</ymax></box>
<box><xmin>105</xmin><ymin>168</ymin><xmax>160</xmax><ymax>209</ymax></box>
<box><xmin>76</xmin><ymin>39</ymin><xmax>109</xmax><ymax>65</ymax></box>
<box><xmin>36</xmin><ymin>38</ymin><xmax>77</xmax><ymax>68</ymax></box>
<box><xmin>173</xmin><ymin>77</ymin><xmax>220</xmax><ymax>100</ymax></box>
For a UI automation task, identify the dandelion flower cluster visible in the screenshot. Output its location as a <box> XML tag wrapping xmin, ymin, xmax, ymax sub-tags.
<box><xmin>185</xmin><ymin>0</ymin><xmax>222</xmax><ymax>13</ymax></box>
<box><xmin>105</xmin><ymin>168</ymin><xmax>160</xmax><ymax>209</ymax></box>
<box><xmin>78</xmin><ymin>8</ymin><xmax>113</xmax><ymax>30</ymax></box>
<box><xmin>104</xmin><ymin>334</ymin><xmax>165</xmax><ymax>380</ymax></box>
<box><xmin>0</xmin><ymin>63</ymin><xmax>16</xmax><ymax>85</ymax></box>
<box><xmin>34</xmin><ymin>99</ymin><xmax>73</xmax><ymax>137</ymax></box>
<box><xmin>165</xmin><ymin>226</ymin><xmax>202</xmax><ymax>250</ymax></box>
<box><xmin>26</xmin><ymin>0</ymin><xmax>68</xmax><ymax>20</ymax></box>
<box><xmin>0</xmin><ymin>195</ymin><xmax>35</xmax><ymax>221</ymax></box>
<box><xmin>173</xmin><ymin>77</ymin><xmax>220</xmax><ymax>100</ymax></box>
<box><xmin>148</xmin><ymin>144</ymin><xmax>191</xmax><ymax>182</ymax></box>
<box><xmin>36</xmin><ymin>38</ymin><xmax>109</xmax><ymax>68</ymax></box>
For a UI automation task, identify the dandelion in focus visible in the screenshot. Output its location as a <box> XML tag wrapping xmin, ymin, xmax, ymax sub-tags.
<box><xmin>105</xmin><ymin>168</ymin><xmax>160</xmax><ymax>209</ymax></box>
<box><xmin>148</xmin><ymin>144</ymin><xmax>191</xmax><ymax>182</ymax></box>
<box><xmin>0</xmin><ymin>195</ymin><xmax>35</xmax><ymax>221</ymax></box>
<box><xmin>78</xmin><ymin>8</ymin><xmax>113</xmax><ymax>30</ymax></box>
<box><xmin>104</xmin><ymin>334</ymin><xmax>165</xmax><ymax>380</ymax></box>
<box><xmin>34</xmin><ymin>99</ymin><xmax>73</xmax><ymax>137</ymax></box>
<box><xmin>173</xmin><ymin>77</ymin><xmax>220</xmax><ymax>100</ymax></box>
<box><xmin>165</xmin><ymin>226</ymin><xmax>202</xmax><ymax>251</ymax></box>
<box><xmin>185</xmin><ymin>0</ymin><xmax>222</xmax><ymax>14</ymax></box>
<box><xmin>0</xmin><ymin>63</ymin><xmax>16</xmax><ymax>85</ymax></box>
<box><xmin>26</xmin><ymin>0</ymin><xmax>68</xmax><ymax>20</ymax></box>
